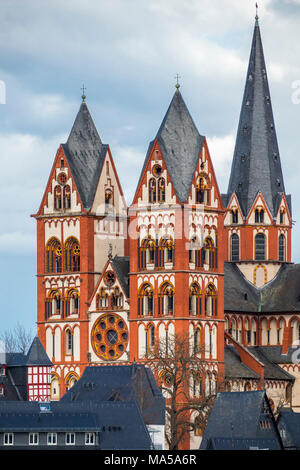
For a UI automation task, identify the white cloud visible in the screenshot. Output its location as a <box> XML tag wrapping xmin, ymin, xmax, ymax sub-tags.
<box><xmin>207</xmin><ymin>134</ymin><xmax>235</xmax><ymax>193</ymax></box>
<box><xmin>0</xmin><ymin>132</ymin><xmax>66</xmax><ymax>253</ymax></box>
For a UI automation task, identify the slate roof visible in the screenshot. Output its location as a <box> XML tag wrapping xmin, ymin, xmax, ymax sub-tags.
<box><xmin>277</xmin><ymin>410</ymin><xmax>300</xmax><ymax>449</ymax></box>
<box><xmin>200</xmin><ymin>391</ymin><xmax>282</xmax><ymax>450</ymax></box>
<box><xmin>259</xmin><ymin>263</ymin><xmax>300</xmax><ymax>313</ymax></box>
<box><xmin>0</xmin><ymin>337</ymin><xmax>52</xmax><ymax>402</ymax></box>
<box><xmin>248</xmin><ymin>347</ymin><xmax>294</xmax><ymax>381</ymax></box>
<box><xmin>61</xmin><ymin>101</ymin><xmax>108</xmax><ymax>211</ymax></box>
<box><xmin>225</xmin><ymin>262</ymin><xmax>300</xmax><ymax>313</ymax></box>
<box><xmin>225</xmin><ymin>344</ymin><xmax>295</xmax><ymax>381</ymax></box>
<box><xmin>226</xmin><ymin>19</ymin><xmax>290</xmax><ymax>217</ymax></box>
<box><xmin>250</xmin><ymin>345</ymin><xmax>299</xmax><ymax>366</ymax></box>
<box><xmin>136</xmin><ymin>89</ymin><xmax>205</xmax><ymax>203</ymax></box>
<box><xmin>0</xmin><ymin>401</ymin><xmax>152</xmax><ymax>450</ymax></box>
<box><xmin>111</xmin><ymin>256</ymin><xmax>130</xmax><ymax>298</ymax></box>
<box><xmin>26</xmin><ymin>336</ymin><xmax>53</xmax><ymax>366</ymax></box>
<box><xmin>61</xmin><ymin>364</ymin><xmax>165</xmax><ymax>426</ymax></box>
<box><xmin>224</xmin><ymin>262</ymin><xmax>260</xmax><ymax>312</ymax></box>
<box><xmin>225</xmin><ymin>345</ymin><xmax>261</xmax><ymax>380</ymax></box>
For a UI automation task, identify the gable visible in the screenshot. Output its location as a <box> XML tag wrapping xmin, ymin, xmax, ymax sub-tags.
<box><xmin>133</xmin><ymin>139</ymin><xmax>177</xmax><ymax>206</ymax></box>
<box><xmin>246</xmin><ymin>193</ymin><xmax>273</xmax><ymax>225</ymax></box>
<box><xmin>88</xmin><ymin>256</ymin><xmax>130</xmax><ymax>311</ymax></box>
<box><xmin>224</xmin><ymin>193</ymin><xmax>244</xmax><ymax>225</ymax></box>
<box><xmin>90</xmin><ymin>146</ymin><xmax>127</xmax><ymax>216</ymax></box>
<box><xmin>187</xmin><ymin>138</ymin><xmax>223</xmax><ymax>210</ymax></box>
<box><xmin>36</xmin><ymin>144</ymin><xmax>83</xmax><ymax>216</ymax></box>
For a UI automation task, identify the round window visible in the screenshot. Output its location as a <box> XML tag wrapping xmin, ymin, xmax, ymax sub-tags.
<box><xmin>91</xmin><ymin>313</ymin><xmax>128</xmax><ymax>361</ymax></box>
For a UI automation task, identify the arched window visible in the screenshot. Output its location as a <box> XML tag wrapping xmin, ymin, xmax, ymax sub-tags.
<box><xmin>159</xmin><ymin>237</ymin><xmax>174</xmax><ymax>267</ymax></box>
<box><xmin>244</xmin><ymin>381</ymin><xmax>252</xmax><ymax>391</ymax></box>
<box><xmin>65</xmin><ymin>329</ymin><xmax>73</xmax><ymax>356</ymax></box>
<box><xmin>203</xmin><ymin>237</ymin><xmax>217</xmax><ymax>269</ymax></box>
<box><xmin>96</xmin><ymin>287</ymin><xmax>109</xmax><ymax>309</ymax></box>
<box><xmin>64</xmin><ymin>237</ymin><xmax>80</xmax><ymax>272</ymax></box>
<box><xmin>111</xmin><ymin>287</ymin><xmax>123</xmax><ymax>309</ymax></box>
<box><xmin>158</xmin><ymin>282</ymin><xmax>174</xmax><ymax>316</ymax></box>
<box><xmin>158</xmin><ymin>178</ymin><xmax>166</xmax><ymax>203</ymax></box>
<box><xmin>231</xmin><ymin>210</ymin><xmax>238</xmax><ymax>224</ymax></box>
<box><xmin>105</xmin><ymin>189</ymin><xmax>113</xmax><ymax>211</ymax></box>
<box><xmin>255</xmin><ymin>233</ymin><xmax>265</xmax><ymax>261</ymax></box>
<box><xmin>205</xmin><ymin>284</ymin><xmax>217</xmax><ymax>316</ymax></box>
<box><xmin>45</xmin><ymin>290</ymin><xmax>62</xmax><ymax>318</ymax></box>
<box><xmin>66</xmin><ymin>373</ymin><xmax>78</xmax><ymax>391</ymax></box>
<box><xmin>255</xmin><ymin>208</ymin><xmax>264</xmax><ymax>224</ymax></box>
<box><xmin>193</xmin><ymin>328</ymin><xmax>201</xmax><ymax>354</ymax></box>
<box><xmin>146</xmin><ymin>324</ymin><xmax>155</xmax><ymax>355</ymax></box>
<box><xmin>196</xmin><ymin>175</ymin><xmax>210</xmax><ymax>204</ymax></box>
<box><xmin>138</xmin><ymin>283</ymin><xmax>154</xmax><ymax>316</ymax></box>
<box><xmin>45</xmin><ymin>238</ymin><xmax>62</xmax><ymax>273</ymax></box>
<box><xmin>189</xmin><ymin>283</ymin><xmax>201</xmax><ymax>315</ymax></box>
<box><xmin>279</xmin><ymin>234</ymin><xmax>285</xmax><ymax>262</ymax></box>
<box><xmin>231</xmin><ymin>234</ymin><xmax>240</xmax><ymax>261</ymax></box>
<box><xmin>63</xmin><ymin>185</ymin><xmax>71</xmax><ymax>209</ymax></box>
<box><xmin>140</xmin><ymin>237</ymin><xmax>156</xmax><ymax>268</ymax></box>
<box><xmin>149</xmin><ymin>178</ymin><xmax>157</xmax><ymax>203</ymax></box>
<box><xmin>54</xmin><ymin>186</ymin><xmax>62</xmax><ymax>210</ymax></box>
<box><xmin>66</xmin><ymin>289</ymin><xmax>79</xmax><ymax>316</ymax></box>
<box><xmin>189</xmin><ymin>235</ymin><xmax>201</xmax><ymax>265</ymax></box>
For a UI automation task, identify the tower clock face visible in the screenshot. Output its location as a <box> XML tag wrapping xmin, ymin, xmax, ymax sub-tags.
<box><xmin>91</xmin><ymin>313</ymin><xmax>128</xmax><ymax>361</ymax></box>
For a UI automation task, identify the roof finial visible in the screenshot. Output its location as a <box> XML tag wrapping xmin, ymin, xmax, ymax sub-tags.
<box><xmin>81</xmin><ymin>84</ymin><xmax>86</xmax><ymax>102</ymax></box>
<box><xmin>175</xmin><ymin>74</ymin><xmax>181</xmax><ymax>90</ymax></box>
<box><xmin>255</xmin><ymin>2</ymin><xmax>259</xmax><ymax>24</ymax></box>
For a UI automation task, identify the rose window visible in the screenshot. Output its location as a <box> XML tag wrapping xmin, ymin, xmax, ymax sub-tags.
<box><xmin>91</xmin><ymin>313</ymin><xmax>128</xmax><ymax>360</ymax></box>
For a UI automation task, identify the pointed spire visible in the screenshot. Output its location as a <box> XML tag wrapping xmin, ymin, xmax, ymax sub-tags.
<box><xmin>62</xmin><ymin>99</ymin><xmax>108</xmax><ymax>210</ymax></box>
<box><xmin>154</xmin><ymin>89</ymin><xmax>205</xmax><ymax>202</ymax></box>
<box><xmin>226</xmin><ymin>18</ymin><xmax>287</xmax><ymax>217</ymax></box>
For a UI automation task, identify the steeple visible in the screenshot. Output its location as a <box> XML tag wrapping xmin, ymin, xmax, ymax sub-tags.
<box><xmin>61</xmin><ymin>100</ymin><xmax>108</xmax><ymax>210</ymax></box>
<box><xmin>226</xmin><ymin>18</ymin><xmax>289</xmax><ymax>218</ymax></box>
<box><xmin>137</xmin><ymin>89</ymin><xmax>205</xmax><ymax>203</ymax></box>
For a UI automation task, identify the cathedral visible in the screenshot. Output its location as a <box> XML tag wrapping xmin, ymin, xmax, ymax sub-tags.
<box><xmin>33</xmin><ymin>15</ymin><xmax>300</xmax><ymax>447</ymax></box>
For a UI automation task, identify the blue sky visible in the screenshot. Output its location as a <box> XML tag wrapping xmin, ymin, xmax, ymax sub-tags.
<box><xmin>1</xmin><ymin>0</ymin><xmax>300</xmax><ymax>332</ymax></box>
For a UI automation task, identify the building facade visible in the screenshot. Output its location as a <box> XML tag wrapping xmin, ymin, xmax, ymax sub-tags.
<box><xmin>32</xmin><ymin>16</ymin><xmax>300</xmax><ymax>448</ymax></box>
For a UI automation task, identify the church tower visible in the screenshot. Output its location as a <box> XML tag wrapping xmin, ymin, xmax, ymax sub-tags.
<box><xmin>128</xmin><ymin>87</ymin><xmax>225</xmax><ymax>402</ymax></box>
<box><xmin>33</xmin><ymin>96</ymin><xmax>127</xmax><ymax>398</ymax></box>
<box><xmin>223</xmin><ymin>16</ymin><xmax>292</xmax><ymax>287</ymax></box>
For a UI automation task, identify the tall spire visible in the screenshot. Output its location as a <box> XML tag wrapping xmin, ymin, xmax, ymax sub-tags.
<box><xmin>226</xmin><ymin>18</ymin><xmax>288</xmax><ymax>217</ymax></box>
<box><xmin>62</xmin><ymin>100</ymin><xmax>108</xmax><ymax>210</ymax></box>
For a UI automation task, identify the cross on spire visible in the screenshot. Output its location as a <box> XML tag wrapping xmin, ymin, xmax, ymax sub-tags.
<box><xmin>175</xmin><ymin>74</ymin><xmax>181</xmax><ymax>90</ymax></box>
<box><xmin>81</xmin><ymin>84</ymin><xmax>86</xmax><ymax>102</ymax></box>
<box><xmin>255</xmin><ymin>3</ymin><xmax>259</xmax><ymax>22</ymax></box>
